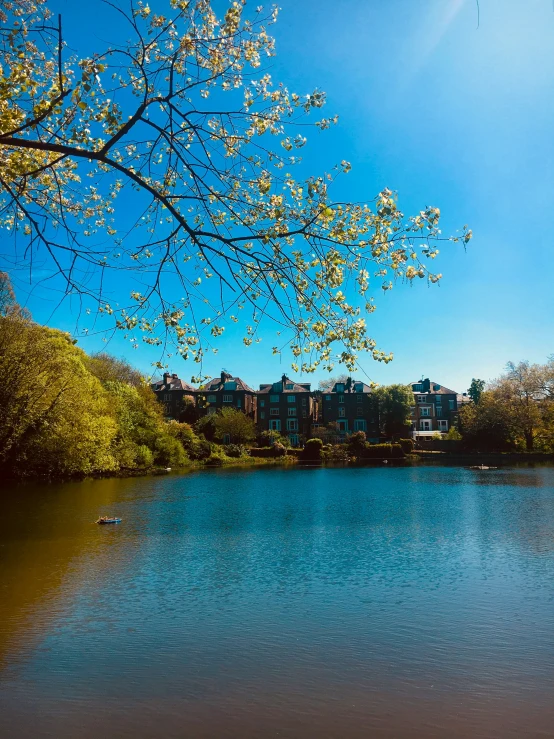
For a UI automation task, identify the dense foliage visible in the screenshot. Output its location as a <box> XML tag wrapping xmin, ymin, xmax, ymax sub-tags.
<box><xmin>459</xmin><ymin>360</ymin><xmax>554</xmax><ymax>452</ymax></box>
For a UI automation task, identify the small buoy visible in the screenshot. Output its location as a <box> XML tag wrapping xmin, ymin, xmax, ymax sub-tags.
<box><xmin>383</xmin><ymin>459</ymin><xmax>388</xmax><ymax>464</ymax></box>
<box><xmin>165</xmin><ymin>467</ymin><xmax>172</xmax><ymax>472</ymax></box>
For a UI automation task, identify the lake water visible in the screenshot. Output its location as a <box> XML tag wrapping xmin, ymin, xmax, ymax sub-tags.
<box><xmin>1</xmin><ymin>465</ymin><xmax>554</xmax><ymax>738</ymax></box>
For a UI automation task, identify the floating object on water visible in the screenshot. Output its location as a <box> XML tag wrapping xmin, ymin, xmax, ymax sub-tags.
<box><xmin>469</xmin><ymin>465</ymin><xmax>498</xmax><ymax>470</ymax></box>
<box><xmin>96</xmin><ymin>516</ymin><xmax>122</xmax><ymax>525</ymax></box>
<box><xmin>382</xmin><ymin>459</ymin><xmax>389</xmax><ymax>464</ymax></box>
<box><xmin>166</xmin><ymin>467</ymin><xmax>171</xmax><ymax>472</ymax></box>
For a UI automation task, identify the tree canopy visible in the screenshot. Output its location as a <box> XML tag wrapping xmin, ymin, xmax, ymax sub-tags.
<box><xmin>0</xmin><ymin>0</ymin><xmax>470</xmax><ymax>377</ymax></box>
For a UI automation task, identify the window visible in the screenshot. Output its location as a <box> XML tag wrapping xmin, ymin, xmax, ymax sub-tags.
<box><xmin>270</xmin><ymin>395</ymin><xmax>279</xmax><ymax>403</ymax></box>
<box><xmin>339</xmin><ymin>407</ymin><xmax>346</xmax><ymax>418</ymax></box>
<box><xmin>357</xmin><ymin>395</ymin><xmax>363</xmax><ymax>403</ymax></box>
<box><xmin>260</xmin><ymin>412</ymin><xmax>265</xmax><ymax>420</ymax></box>
<box><xmin>288</xmin><ymin>407</ymin><xmax>296</xmax><ymax>417</ymax></box>
<box><xmin>269</xmin><ymin>419</ymin><xmax>281</xmax><ymax>431</ymax></box>
<box><xmin>289</xmin><ymin>434</ymin><xmax>299</xmax><ymax>447</ymax></box>
<box><xmin>435</xmin><ymin>395</ymin><xmax>442</xmax><ymax>403</ymax></box>
<box><xmin>338</xmin><ymin>395</ymin><xmax>345</xmax><ymax>404</ymax></box>
<box><xmin>286</xmin><ymin>383</ymin><xmax>294</xmax><ymax>390</ymax></box>
<box><xmin>302</xmin><ymin>410</ymin><xmax>307</xmax><ymax>418</ymax></box>
<box><xmin>287</xmin><ymin>395</ymin><xmax>296</xmax><ymax>403</ymax></box>
<box><xmin>449</xmin><ymin>399</ymin><xmax>455</xmax><ymax>410</ymax></box>
<box><xmin>438</xmin><ymin>420</ymin><xmax>448</xmax><ymax>431</ymax></box>
<box><xmin>357</xmin><ymin>407</ymin><xmax>364</xmax><ymax>416</ymax></box>
<box><xmin>336</xmin><ymin>383</ymin><xmax>344</xmax><ymax>392</ymax></box>
<box><xmin>224</xmin><ymin>381</ymin><xmax>237</xmax><ymax>390</ymax></box>
<box><xmin>410</xmin><ymin>406</ymin><xmax>416</xmax><ymax>415</ymax></box>
<box><xmin>163</xmin><ymin>393</ymin><xmax>170</xmax><ymax>401</ymax></box>
<box><xmin>413</xmin><ymin>384</ymin><xmax>423</xmax><ymax>391</ymax></box>
<box><xmin>420</xmin><ymin>420</ymin><xmax>431</xmax><ymax>431</ymax></box>
<box><xmin>420</xmin><ymin>407</ymin><xmax>431</xmax><ymax>417</ymax></box>
<box><xmin>354</xmin><ymin>383</ymin><xmax>363</xmax><ymax>392</ymax></box>
<box><xmin>325</xmin><ymin>395</ymin><xmax>331</xmax><ymax>401</ymax></box>
<box><xmin>223</xmin><ymin>394</ymin><xmax>233</xmax><ymax>403</ymax></box>
<box><xmin>260</xmin><ymin>399</ymin><xmax>265</xmax><ymax>407</ymax></box>
<box><xmin>207</xmin><ymin>394</ymin><xmax>216</xmax><ymax>403</ymax></box>
<box><xmin>436</xmin><ymin>406</ymin><xmax>443</xmax><ymax>417</ymax></box>
<box><xmin>223</xmin><ymin>433</ymin><xmax>231</xmax><ymax>444</ymax></box>
<box><xmin>270</xmin><ymin>408</ymin><xmax>280</xmax><ymax>416</ymax></box>
<box><xmin>302</xmin><ymin>397</ymin><xmax>307</xmax><ymax>406</ymax></box>
<box><xmin>338</xmin><ymin>420</ymin><xmax>348</xmax><ymax>433</ymax></box>
<box><xmin>354</xmin><ymin>419</ymin><xmax>367</xmax><ymax>432</ymax></box>
<box><xmin>236</xmin><ymin>397</ymin><xmax>241</xmax><ymax>408</ymax></box>
<box><xmin>417</xmin><ymin>395</ymin><xmax>426</xmax><ymax>403</ymax></box>
<box><xmin>287</xmin><ymin>419</ymin><xmax>298</xmax><ymax>431</ymax></box>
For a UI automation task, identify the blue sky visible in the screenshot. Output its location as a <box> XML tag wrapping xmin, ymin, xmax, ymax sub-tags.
<box><xmin>5</xmin><ymin>0</ymin><xmax>554</xmax><ymax>392</ymax></box>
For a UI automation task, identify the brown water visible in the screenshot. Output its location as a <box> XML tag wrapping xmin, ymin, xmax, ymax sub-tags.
<box><xmin>1</xmin><ymin>465</ymin><xmax>554</xmax><ymax>738</ymax></box>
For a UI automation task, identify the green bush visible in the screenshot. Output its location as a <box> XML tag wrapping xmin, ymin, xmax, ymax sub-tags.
<box><xmin>360</xmin><ymin>443</ymin><xmax>404</xmax><ymax>459</ymax></box>
<box><xmin>223</xmin><ymin>444</ymin><xmax>246</xmax><ymax>458</ymax></box>
<box><xmin>153</xmin><ymin>434</ymin><xmax>188</xmax><ymax>467</ymax></box>
<box><xmin>135</xmin><ymin>444</ymin><xmax>154</xmax><ymax>468</ymax></box>
<box><xmin>398</xmin><ymin>438</ymin><xmax>415</xmax><ymax>454</ymax></box>
<box><xmin>205</xmin><ymin>453</ymin><xmax>225</xmax><ymax>467</ymax></box>
<box><xmin>301</xmin><ymin>438</ymin><xmax>323</xmax><ymax>461</ymax></box>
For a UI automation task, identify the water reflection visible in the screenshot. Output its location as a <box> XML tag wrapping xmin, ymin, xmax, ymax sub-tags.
<box><xmin>1</xmin><ymin>466</ymin><xmax>554</xmax><ymax>738</ymax></box>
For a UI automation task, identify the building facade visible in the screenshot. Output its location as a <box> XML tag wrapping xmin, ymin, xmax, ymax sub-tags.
<box><xmin>151</xmin><ymin>372</ymin><xmax>196</xmax><ymax>420</ymax></box>
<box><xmin>197</xmin><ymin>371</ymin><xmax>257</xmax><ymax>421</ymax></box>
<box><xmin>257</xmin><ymin>374</ymin><xmax>313</xmax><ymax>446</ymax></box>
<box><xmin>319</xmin><ymin>378</ymin><xmax>380</xmax><ymax>443</ymax></box>
<box><xmin>410</xmin><ymin>378</ymin><xmax>459</xmax><ymax>437</ymax></box>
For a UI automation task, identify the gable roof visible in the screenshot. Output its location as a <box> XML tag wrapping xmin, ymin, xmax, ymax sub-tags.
<box><xmin>202</xmin><ymin>375</ymin><xmax>255</xmax><ymax>393</ymax></box>
<box><xmin>320</xmin><ymin>378</ymin><xmax>373</xmax><ymax>394</ymax></box>
<box><xmin>151</xmin><ymin>375</ymin><xmax>196</xmax><ymax>393</ymax></box>
<box><xmin>410</xmin><ymin>380</ymin><xmax>457</xmax><ymax>395</ymax></box>
<box><xmin>258</xmin><ymin>376</ymin><xmax>311</xmax><ymax>394</ymax></box>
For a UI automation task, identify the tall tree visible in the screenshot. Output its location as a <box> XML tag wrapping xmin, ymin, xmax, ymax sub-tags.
<box><xmin>468</xmin><ymin>378</ymin><xmax>485</xmax><ymax>404</ymax></box>
<box><xmin>213</xmin><ymin>407</ymin><xmax>255</xmax><ymax>444</ymax></box>
<box><xmin>374</xmin><ymin>384</ymin><xmax>413</xmax><ymax>439</ymax></box>
<box><xmin>0</xmin><ymin>0</ymin><xmax>470</xmax><ymax>375</ymax></box>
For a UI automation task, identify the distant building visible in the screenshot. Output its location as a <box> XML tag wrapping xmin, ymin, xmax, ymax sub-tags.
<box><xmin>319</xmin><ymin>377</ymin><xmax>380</xmax><ymax>443</ymax></box>
<box><xmin>257</xmin><ymin>374</ymin><xmax>313</xmax><ymax>446</ymax></box>
<box><xmin>197</xmin><ymin>371</ymin><xmax>257</xmax><ymax>421</ymax></box>
<box><xmin>151</xmin><ymin>372</ymin><xmax>196</xmax><ymax>420</ymax></box>
<box><xmin>410</xmin><ymin>378</ymin><xmax>460</xmax><ymax>438</ymax></box>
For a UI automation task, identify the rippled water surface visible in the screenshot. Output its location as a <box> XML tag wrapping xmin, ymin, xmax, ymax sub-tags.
<box><xmin>1</xmin><ymin>465</ymin><xmax>554</xmax><ymax>738</ymax></box>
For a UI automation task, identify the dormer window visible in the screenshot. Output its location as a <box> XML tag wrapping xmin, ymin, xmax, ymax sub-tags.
<box><xmin>354</xmin><ymin>383</ymin><xmax>363</xmax><ymax>392</ymax></box>
<box><xmin>336</xmin><ymin>383</ymin><xmax>344</xmax><ymax>392</ymax></box>
<box><xmin>286</xmin><ymin>383</ymin><xmax>294</xmax><ymax>390</ymax></box>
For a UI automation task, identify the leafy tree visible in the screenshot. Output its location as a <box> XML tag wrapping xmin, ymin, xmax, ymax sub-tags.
<box><xmin>194</xmin><ymin>413</ymin><xmax>217</xmax><ymax>441</ymax></box>
<box><xmin>311</xmin><ymin>421</ymin><xmax>341</xmax><ymax>444</ymax></box>
<box><xmin>0</xmin><ymin>0</ymin><xmax>470</xmax><ymax>374</ymax></box>
<box><xmin>213</xmin><ymin>407</ymin><xmax>255</xmax><ymax>444</ymax></box>
<box><xmin>468</xmin><ymin>378</ymin><xmax>486</xmax><ymax>404</ymax></box>
<box><xmin>347</xmin><ymin>430</ymin><xmax>367</xmax><ymax>456</ymax></box>
<box><xmin>458</xmin><ymin>391</ymin><xmax>515</xmax><ymax>451</ymax></box>
<box><xmin>374</xmin><ymin>384</ymin><xmax>413</xmax><ymax>439</ymax></box>
<box><xmin>87</xmin><ymin>352</ymin><xmax>143</xmax><ymax>387</ymax></box>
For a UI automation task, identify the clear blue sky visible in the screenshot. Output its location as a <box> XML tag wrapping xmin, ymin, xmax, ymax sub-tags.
<box><xmin>6</xmin><ymin>0</ymin><xmax>554</xmax><ymax>392</ymax></box>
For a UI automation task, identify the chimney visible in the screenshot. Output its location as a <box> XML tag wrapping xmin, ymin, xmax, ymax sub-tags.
<box><xmin>281</xmin><ymin>373</ymin><xmax>287</xmax><ymax>385</ymax></box>
<box><xmin>346</xmin><ymin>377</ymin><xmax>352</xmax><ymax>392</ymax></box>
<box><xmin>163</xmin><ymin>372</ymin><xmax>171</xmax><ymax>386</ymax></box>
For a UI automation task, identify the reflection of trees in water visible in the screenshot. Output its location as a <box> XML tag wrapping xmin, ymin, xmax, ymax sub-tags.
<box><xmin>2</xmin><ymin>466</ymin><xmax>554</xmax><ymax>669</ymax></box>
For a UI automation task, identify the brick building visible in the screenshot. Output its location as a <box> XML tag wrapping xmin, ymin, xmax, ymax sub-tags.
<box><xmin>197</xmin><ymin>371</ymin><xmax>257</xmax><ymax>420</ymax></box>
<box><xmin>410</xmin><ymin>378</ymin><xmax>459</xmax><ymax>438</ymax></box>
<box><xmin>257</xmin><ymin>374</ymin><xmax>313</xmax><ymax>446</ymax></box>
<box><xmin>151</xmin><ymin>372</ymin><xmax>196</xmax><ymax>420</ymax></box>
<box><xmin>319</xmin><ymin>377</ymin><xmax>380</xmax><ymax>442</ymax></box>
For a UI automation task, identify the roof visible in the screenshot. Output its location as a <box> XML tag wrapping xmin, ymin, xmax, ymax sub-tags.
<box><xmin>202</xmin><ymin>375</ymin><xmax>255</xmax><ymax>393</ymax></box>
<box><xmin>151</xmin><ymin>375</ymin><xmax>196</xmax><ymax>393</ymax></box>
<box><xmin>410</xmin><ymin>380</ymin><xmax>457</xmax><ymax>395</ymax></box>
<box><xmin>320</xmin><ymin>379</ymin><xmax>373</xmax><ymax>394</ymax></box>
<box><xmin>258</xmin><ymin>376</ymin><xmax>311</xmax><ymax>394</ymax></box>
